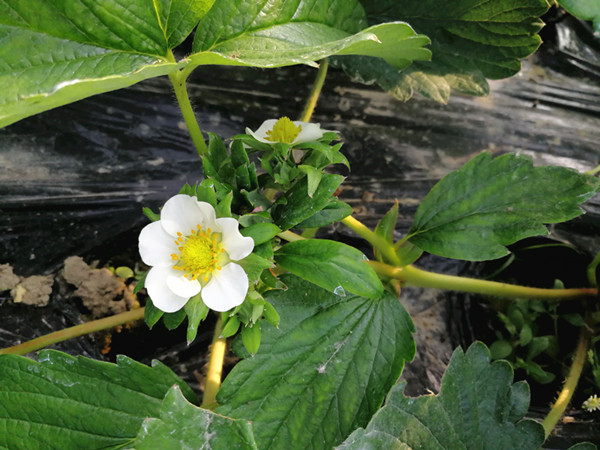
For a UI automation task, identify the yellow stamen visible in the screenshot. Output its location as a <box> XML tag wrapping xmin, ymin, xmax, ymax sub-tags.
<box><xmin>265</xmin><ymin>117</ymin><xmax>302</xmax><ymax>144</ymax></box>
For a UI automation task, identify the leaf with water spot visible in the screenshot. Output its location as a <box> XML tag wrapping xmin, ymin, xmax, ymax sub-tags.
<box><xmin>216</xmin><ymin>274</ymin><xmax>415</xmax><ymax>449</ymax></box>
<box><xmin>0</xmin><ymin>350</ymin><xmax>195</xmax><ymax>449</ymax></box>
<box><xmin>135</xmin><ymin>386</ymin><xmax>258</xmax><ymax>449</ymax></box>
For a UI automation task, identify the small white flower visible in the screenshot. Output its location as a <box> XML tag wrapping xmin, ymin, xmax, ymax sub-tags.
<box><xmin>139</xmin><ymin>194</ymin><xmax>254</xmax><ymax>313</ymax></box>
<box><xmin>583</xmin><ymin>394</ymin><xmax>600</xmax><ymax>412</ymax></box>
<box><xmin>246</xmin><ymin>117</ymin><xmax>332</xmax><ymax>145</ymax></box>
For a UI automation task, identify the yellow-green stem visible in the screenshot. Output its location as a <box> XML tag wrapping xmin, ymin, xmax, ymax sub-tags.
<box><xmin>341</xmin><ymin>216</ymin><xmax>400</xmax><ymax>265</ymax></box>
<box><xmin>369</xmin><ymin>261</ymin><xmax>597</xmax><ymax>300</ymax></box>
<box><xmin>167</xmin><ymin>54</ymin><xmax>208</xmax><ymax>158</ymax></box>
<box><xmin>542</xmin><ymin>328</ymin><xmax>590</xmax><ymax>438</ymax></box>
<box><xmin>278</xmin><ymin>230</ymin><xmax>306</xmax><ymax>242</ymax></box>
<box><xmin>299</xmin><ymin>59</ymin><xmax>329</xmax><ymax>122</ymax></box>
<box><xmin>0</xmin><ymin>307</ymin><xmax>145</xmax><ymax>356</ymax></box>
<box><xmin>201</xmin><ymin>315</ymin><xmax>226</xmax><ymax>410</ymax></box>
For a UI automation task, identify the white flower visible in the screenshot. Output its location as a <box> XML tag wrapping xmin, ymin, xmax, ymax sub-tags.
<box><xmin>583</xmin><ymin>394</ymin><xmax>600</xmax><ymax>412</ymax></box>
<box><xmin>246</xmin><ymin>117</ymin><xmax>332</xmax><ymax>145</ymax></box>
<box><xmin>139</xmin><ymin>194</ymin><xmax>254</xmax><ymax>313</ymax></box>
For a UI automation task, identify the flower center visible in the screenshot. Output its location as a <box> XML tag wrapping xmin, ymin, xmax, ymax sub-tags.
<box><xmin>171</xmin><ymin>226</ymin><xmax>225</xmax><ymax>282</ymax></box>
<box><xmin>265</xmin><ymin>117</ymin><xmax>302</xmax><ymax>144</ymax></box>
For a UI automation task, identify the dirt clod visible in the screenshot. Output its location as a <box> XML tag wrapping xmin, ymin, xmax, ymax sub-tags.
<box><xmin>63</xmin><ymin>256</ymin><xmax>136</xmax><ymax>317</ymax></box>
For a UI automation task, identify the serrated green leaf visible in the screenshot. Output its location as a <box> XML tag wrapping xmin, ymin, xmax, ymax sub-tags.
<box><xmin>217</xmin><ymin>275</ymin><xmax>415</xmax><ymax>449</ymax></box>
<box><xmin>407</xmin><ymin>152</ymin><xmax>600</xmax><ymax>261</ymax></box>
<box><xmin>337</xmin><ymin>342</ymin><xmax>545</xmax><ymax>450</ymax></box>
<box><xmin>335</xmin><ymin>0</ymin><xmax>548</xmax><ymax>102</ymax></box>
<box><xmin>0</xmin><ymin>0</ymin><xmax>186</xmax><ymax>127</ymax></box>
<box><xmin>0</xmin><ymin>350</ymin><xmax>195</xmax><ymax>449</ymax></box>
<box><xmin>275</xmin><ymin>239</ymin><xmax>383</xmax><ymax>299</ymax></box>
<box><xmin>135</xmin><ymin>385</ymin><xmax>258</xmax><ymax>449</ymax></box>
<box><xmin>295</xmin><ymin>198</ymin><xmax>353</xmax><ymax>228</ymax></box>
<box><xmin>272</xmin><ymin>173</ymin><xmax>344</xmax><ymax>230</ymax></box>
<box><xmin>185</xmin><ymin>293</ymin><xmax>210</xmax><ymax>343</ymax></box>
<box><xmin>190</xmin><ymin>1</ymin><xmax>429</xmax><ymax>69</ymax></box>
<box><xmin>156</xmin><ymin>0</ymin><xmax>216</xmax><ymax>49</ymax></box>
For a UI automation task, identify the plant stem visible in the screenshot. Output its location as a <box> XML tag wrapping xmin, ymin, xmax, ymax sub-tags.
<box><xmin>587</xmin><ymin>250</ymin><xmax>600</xmax><ymax>288</ymax></box>
<box><xmin>369</xmin><ymin>261</ymin><xmax>597</xmax><ymax>301</ymax></box>
<box><xmin>278</xmin><ymin>230</ymin><xmax>306</xmax><ymax>242</ymax></box>
<box><xmin>0</xmin><ymin>307</ymin><xmax>145</xmax><ymax>356</ymax></box>
<box><xmin>299</xmin><ymin>59</ymin><xmax>329</xmax><ymax>122</ymax></box>
<box><xmin>341</xmin><ymin>216</ymin><xmax>400</xmax><ymax>265</ymax></box>
<box><xmin>542</xmin><ymin>328</ymin><xmax>590</xmax><ymax>439</ymax></box>
<box><xmin>201</xmin><ymin>314</ymin><xmax>226</xmax><ymax>410</ymax></box>
<box><xmin>167</xmin><ymin>53</ymin><xmax>208</xmax><ymax>158</ymax></box>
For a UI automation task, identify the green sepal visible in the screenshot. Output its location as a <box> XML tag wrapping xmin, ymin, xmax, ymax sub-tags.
<box><xmin>272</xmin><ymin>173</ymin><xmax>344</xmax><ymax>230</ymax></box>
<box><xmin>231</xmin><ymin>139</ymin><xmax>250</xmax><ymax>167</ymax></box>
<box><xmin>375</xmin><ymin>202</ymin><xmax>398</xmax><ymax>262</ymax></box>
<box><xmin>241</xmin><ymin>322</ymin><xmax>261</xmax><ymax>356</ymax></box>
<box><xmin>215</xmin><ymin>190</ymin><xmax>234</xmax><ymax>218</ymax></box>
<box><xmin>133</xmin><ymin>270</ymin><xmax>148</xmax><ymax>295</ymax></box>
<box><xmin>196</xmin><ymin>180</ymin><xmax>218</xmax><ymax>207</ymax></box>
<box><xmin>238</xmin><ymin>250</ymin><xmax>274</xmax><ymax>284</ymax></box>
<box><xmin>163</xmin><ymin>308</ymin><xmax>187</xmax><ymax>330</ymax></box>
<box><xmin>395</xmin><ymin>240</ymin><xmax>423</xmax><ymax>266</ymax></box>
<box><xmin>144</xmin><ymin>298</ymin><xmax>164</xmax><ymax>329</ymax></box>
<box><xmin>262</xmin><ymin>302</ymin><xmax>280</xmax><ymax>328</ymax></box>
<box><xmin>241</xmin><ymin>223</ymin><xmax>281</xmax><ymax>246</ymax></box>
<box><xmin>184</xmin><ymin>293</ymin><xmax>209</xmax><ymax>344</ymax></box>
<box><xmin>298</xmin><ymin>165</ymin><xmax>323</xmax><ymax>197</ymax></box>
<box><xmin>239</xmin><ymin>212</ymin><xmax>272</xmax><ymax>227</ymax></box>
<box><xmin>207</xmin><ymin>132</ymin><xmax>228</xmax><ymax>171</ymax></box>
<box><xmin>142</xmin><ymin>207</ymin><xmax>160</xmax><ymax>222</ymax></box>
<box><xmin>221</xmin><ymin>316</ymin><xmax>241</xmax><ymax>339</ymax></box>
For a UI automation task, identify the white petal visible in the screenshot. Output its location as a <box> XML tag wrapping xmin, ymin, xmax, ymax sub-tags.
<box><xmin>164</xmin><ymin>267</ymin><xmax>202</xmax><ymax>298</ymax></box>
<box><xmin>201</xmin><ymin>263</ymin><xmax>248</xmax><ymax>312</ymax></box>
<box><xmin>139</xmin><ymin>221</ymin><xmax>178</xmax><ymax>267</ymax></box>
<box><xmin>293</xmin><ymin>121</ymin><xmax>329</xmax><ymax>144</ymax></box>
<box><xmin>145</xmin><ymin>266</ymin><xmax>191</xmax><ymax>313</ymax></box>
<box><xmin>160</xmin><ymin>194</ymin><xmax>216</xmax><ymax>236</ymax></box>
<box><xmin>246</xmin><ymin>119</ymin><xmax>279</xmax><ymax>143</ymax></box>
<box><xmin>215</xmin><ymin>217</ymin><xmax>254</xmax><ymax>260</ymax></box>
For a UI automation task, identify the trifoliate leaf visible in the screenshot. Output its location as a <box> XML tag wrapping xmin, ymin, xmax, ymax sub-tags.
<box><xmin>337</xmin><ymin>342</ymin><xmax>545</xmax><ymax>450</ymax></box>
<box><xmin>334</xmin><ymin>0</ymin><xmax>548</xmax><ymax>103</ymax></box>
<box><xmin>407</xmin><ymin>152</ymin><xmax>600</xmax><ymax>261</ymax></box>
<box><xmin>0</xmin><ymin>351</ymin><xmax>195</xmax><ymax>449</ymax></box>
<box><xmin>217</xmin><ymin>275</ymin><xmax>415</xmax><ymax>449</ymax></box>
<box><xmin>135</xmin><ymin>386</ymin><xmax>258</xmax><ymax>449</ymax></box>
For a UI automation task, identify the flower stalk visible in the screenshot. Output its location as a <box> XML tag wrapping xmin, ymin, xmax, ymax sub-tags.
<box><xmin>299</xmin><ymin>59</ymin><xmax>329</xmax><ymax>122</ymax></box>
<box><xmin>201</xmin><ymin>314</ymin><xmax>226</xmax><ymax>410</ymax></box>
<box><xmin>542</xmin><ymin>328</ymin><xmax>590</xmax><ymax>438</ymax></box>
<box><xmin>167</xmin><ymin>51</ymin><xmax>208</xmax><ymax>158</ymax></box>
<box><xmin>370</xmin><ymin>261</ymin><xmax>597</xmax><ymax>301</ymax></box>
<box><xmin>0</xmin><ymin>307</ymin><xmax>145</xmax><ymax>356</ymax></box>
